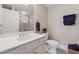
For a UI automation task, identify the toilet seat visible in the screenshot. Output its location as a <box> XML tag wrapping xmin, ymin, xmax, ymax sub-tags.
<box><xmin>45</xmin><ymin>40</ymin><xmax>59</xmax><ymax>46</ymax></box>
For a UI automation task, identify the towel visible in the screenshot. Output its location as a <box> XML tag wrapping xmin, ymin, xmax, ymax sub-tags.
<box><xmin>36</xmin><ymin>22</ymin><xmax>40</xmax><ymax>31</ymax></box>
<box><xmin>68</xmin><ymin>44</ymin><xmax>79</xmax><ymax>51</ymax></box>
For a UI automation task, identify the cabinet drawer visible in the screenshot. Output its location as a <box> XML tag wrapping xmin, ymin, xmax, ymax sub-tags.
<box><xmin>39</xmin><ymin>37</ymin><xmax>47</xmax><ymax>45</ymax></box>
<box><xmin>24</xmin><ymin>39</ymin><xmax>40</xmax><ymax>50</ymax></box>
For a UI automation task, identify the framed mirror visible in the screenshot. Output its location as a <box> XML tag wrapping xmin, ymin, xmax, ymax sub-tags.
<box><xmin>0</xmin><ymin>4</ymin><xmax>34</xmax><ymax>35</ymax></box>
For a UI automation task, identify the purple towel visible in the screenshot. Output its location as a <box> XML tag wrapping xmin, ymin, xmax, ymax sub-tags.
<box><xmin>68</xmin><ymin>44</ymin><xmax>79</xmax><ymax>51</ymax></box>
<box><xmin>36</xmin><ymin>22</ymin><xmax>40</xmax><ymax>31</ymax></box>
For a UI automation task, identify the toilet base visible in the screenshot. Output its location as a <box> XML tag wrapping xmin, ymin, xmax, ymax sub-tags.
<box><xmin>47</xmin><ymin>48</ymin><xmax>57</xmax><ymax>54</ymax></box>
<box><xmin>48</xmin><ymin>49</ymin><xmax>57</xmax><ymax>54</ymax></box>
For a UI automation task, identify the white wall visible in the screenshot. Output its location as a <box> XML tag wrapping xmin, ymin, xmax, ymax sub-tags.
<box><xmin>0</xmin><ymin>4</ymin><xmax>2</xmax><ymax>33</ymax></box>
<box><xmin>48</xmin><ymin>5</ymin><xmax>79</xmax><ymax>45</ymax></box>
<box><xmin>34</xmin><ymin>5</ymin><xmax>48</xmax><ymax>32</ymax></box>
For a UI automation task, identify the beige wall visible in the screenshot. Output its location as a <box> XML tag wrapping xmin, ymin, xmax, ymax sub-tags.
<box><xmin>48</xmin><ymin>5</ymin><xmax>79</xmax><ymax>45</ymax></box>
<box><xmin>34</xmin><ymin>4</ymin><xmax>48</xmax><ymax>32</ymax></box>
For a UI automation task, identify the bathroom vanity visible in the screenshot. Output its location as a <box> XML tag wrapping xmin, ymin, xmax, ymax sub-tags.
<box><xmin>0</xmin><ymin>4</ymin><xmax>48</xmax><ymax>54</ymax></box>
<box><xmin>0</xmin><ymin>32</ymin><xmax>48</xmax><ymax>54</ymax></box>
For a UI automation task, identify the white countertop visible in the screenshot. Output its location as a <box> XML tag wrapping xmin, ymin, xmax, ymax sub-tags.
<box><xmin>0</xmin><ymin>32</ymin><xmax>46</xmax><ymax>53</ymax></box>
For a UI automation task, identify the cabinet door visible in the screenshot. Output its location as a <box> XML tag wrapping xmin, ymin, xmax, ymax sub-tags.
<box><xmin>34</xmin><ymin>37</ymin><xmax>47</xmax><ymax>54</ymax></box>
<box><xmin>2</xmin><ymin>8</ymin><xmax>19</xmax><ymax>33</ymax></box>
<box><xmin>5</xmin><ymin>45</ymin><xmax>33</xmax><ymax>54</ymax></box>
<box><xmin>5</xmin><ymin>47</ymin><xmax>23</xmax><ymax>54</ymax></box>
<box><xmin>23</xmin><ymin>39</ymin><xmax>41</xmax><ymax>54</ymax></box>
<box><xmin>34</xmin><ymin>43</ymin><xmax>47</xmax><ymax>54</ymax></box>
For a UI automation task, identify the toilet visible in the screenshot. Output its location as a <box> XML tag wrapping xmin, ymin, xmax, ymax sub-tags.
<box><xmin>45</xmin><ymin>40</ymin><xmax>60</xmax><ymax>54</ymax></box>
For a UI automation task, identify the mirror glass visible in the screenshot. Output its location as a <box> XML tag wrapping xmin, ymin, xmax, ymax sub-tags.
<box><xmin>0</xmin><ymin>4</ymin><xmax>34</xmax><ymax>35</ymax></box>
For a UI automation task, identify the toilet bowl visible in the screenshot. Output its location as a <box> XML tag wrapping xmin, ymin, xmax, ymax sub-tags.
<box><xmin>45</xmin><ymin>40</ymin><xmax>60</xmax><ymax>54</ymax></box>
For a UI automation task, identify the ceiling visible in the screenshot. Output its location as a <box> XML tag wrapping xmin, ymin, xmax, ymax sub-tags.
<box><xmin>2</xmin><ymin>4</ymin><xmax>34</xmax><ymax>16</ymax></box>
<box><xmin>2</xmin><ymin>4</ymin><xmax>53</xmax><ymax>15</ymax></box>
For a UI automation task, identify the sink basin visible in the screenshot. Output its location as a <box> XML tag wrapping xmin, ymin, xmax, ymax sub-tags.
<box><xmin>18</xmin><ymin>32</ymin><xmax>38</xmax><ymax>40</ymax></box>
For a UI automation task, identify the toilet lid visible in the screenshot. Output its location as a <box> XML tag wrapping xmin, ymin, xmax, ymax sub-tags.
<box><xmin>45</xmin><ymin>40</ymin><xmax>59</xmax><ymax>46</ymax></box>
